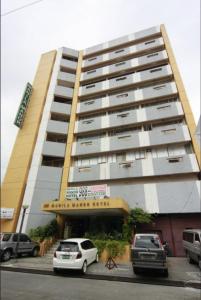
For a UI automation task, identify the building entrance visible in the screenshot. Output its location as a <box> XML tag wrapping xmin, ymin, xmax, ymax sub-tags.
<box><xmin>64</xmin><ymin>216</ymin><xmax>124</xmax><ymax>239</ymax></box>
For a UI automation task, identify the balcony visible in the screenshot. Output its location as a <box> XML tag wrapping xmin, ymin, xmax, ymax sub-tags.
<box><xmin>42</xmin><ymin>141</ymin><xmax>66</xmax><ymax>157</ymax></box>
<box><xmin>50</xmin><ymin>102</ymin><xmax>71</xmax><ymax>116</ymax></box>
<box><xmin>77</xmin><ymin>82</ymin><xmax>178</xmax><ymax>114</ymax></box>
<box><xmin>72</xmin><ymin>125</ymin><xmax>191</xmax><ymax>156</ymax></box>
<box><xmin>69</xmin><ymin>154</ymin><xmax>199</xmax><ymax>182</ymax></box>
<box><xmin>57</xmin><ymin>71</ymin><xmax>76</xmax><ymax>88</ymax></box>
<box><xmin>47</xmin><ymin>120</ymin><xmax>68</xmax><ymax>135</ymax></box>
<box><xmin>81</xmin><ymin>50</ymin><xmax>168</xmax><ymax>82</ymax></box>
<box><xmin>79</xmin><ymin>65</ymin><xmax>172</xmax><ymax>98</ymax></box>
<box><xmin>54</xmin><ymin>85</ymin><xmax>73</xmax><ymax>99</ymax></box>
<box><xmin>82</xmin><ymin>37</ymin><xmax>164</xmax><ymax>70</ymax></box>
<box><xmin>60</xmin><ymin>58</ymin><xmax>77</xmax><ymax>72</ymax></box>
<box><xmin>83</xmin><ymin>25</ymin><xmax>160</xmax><ymax>57</ymax></box>
<box><xmin>75</xmin><ymin>101</ymin><xmax>183</xmax><ymax>134</ymax></box>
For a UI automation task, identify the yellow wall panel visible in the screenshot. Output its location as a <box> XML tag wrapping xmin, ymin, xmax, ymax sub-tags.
<box><xmin>1</xmin><ymin>50</ymin><xmax>56</xmax><ymax>232</ymax></box>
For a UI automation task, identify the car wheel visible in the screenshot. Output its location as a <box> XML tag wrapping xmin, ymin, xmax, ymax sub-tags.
<box><xmin>32</xmin><ymin>247</ymin><xmax>39</xmax><ymax>257</ymax></box>
<box><xmin>187</xmin><ymin>252</ymin><xmax>193</xmax><ymax>264</ymax></box>
<box><xmin>163</xmin><ymin>269</ymin><xmax>169</xmax><ymax>277</ymax></box>
<box><xmin>95</xmin><ymin>253</ymin><xmax>99</xmax><ymax>263</ymax></box>
<box><xmin>82</xmin><ymin>260</ymin><xmax>87</xmax><ymax>274</ymax></box>
<box><xmin>53</xmin><ymin>268</ymin><xmax>59</xmax><ymax>274</ymax></box>
<box><xmin>133</xmin><ymin>267</ymin><xmax>141</xmax><ymax>275</ymax></box>
<box><xmin>2</xmin><ymin>250</ymin><xmax>11</xmax><ymax>262</ymax></box>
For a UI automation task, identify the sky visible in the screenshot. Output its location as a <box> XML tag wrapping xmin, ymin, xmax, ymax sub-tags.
<box><xmin>1</xmin><ymin>0</ymin><xmax>200</xmax><ymax>181</ymax></box>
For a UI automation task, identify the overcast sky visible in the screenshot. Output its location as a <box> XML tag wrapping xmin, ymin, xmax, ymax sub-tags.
<box><xmin>1</xmin><ymin>0</ymin><xmax>200</xmax><ymax>181</ymax></box>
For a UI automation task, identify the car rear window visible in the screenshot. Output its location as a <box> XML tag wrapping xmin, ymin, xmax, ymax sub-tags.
<box><xmin>1</xmin><ymin>233</ymin><xmax>12</xmax><ymax>241</ymax></box>
<box><xmin>57</xmin><ymin>242</ymin><xmax>79</xmax><ymax>252</ymax></box>
<box><xmin>134</xmin><ymin>235</ymin><xmax>161</xmax><ymax>249</ymax></box>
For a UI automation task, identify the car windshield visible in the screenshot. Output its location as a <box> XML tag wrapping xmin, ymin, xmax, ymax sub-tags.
<box><xmin>0</xmin><ymin>233</ymin><xmax>12</xmax><ymax>242</ymax></box>
<box><xmin>58</xmin><ymin>242</ymin><xmax>79</xmax><ymax>252</ymax></box>
<box><xmin>135</xmin><ymin>236</ymin><xmax>161</xmax><ymax>249</ymax></box>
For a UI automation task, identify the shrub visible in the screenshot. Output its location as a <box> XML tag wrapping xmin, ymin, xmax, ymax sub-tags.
<box><xmin>29</xmin><ymin>219</ymin><xmax>58</xmax><ymax>241</ymax></box>
<box><xmin>93</xmin><ymin>240</ymin><xmax>107</xmax><ymax>256</ymax></box>
<box><xmin>106</xmin><ymin>240</ymin><xmax>126</xmax><ymax>258</ymax></box>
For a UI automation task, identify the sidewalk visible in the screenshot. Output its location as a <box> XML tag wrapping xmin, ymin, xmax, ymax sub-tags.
<box><xmin>1</xmin><ymin>256</ymin><xmax>201</xmax><ymax>289</ymax></box>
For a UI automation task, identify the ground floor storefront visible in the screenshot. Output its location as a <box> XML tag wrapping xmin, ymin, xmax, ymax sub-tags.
<box><xmin>138</xmin><ymin>213</ymin><xmax>201</xmax><ymax>257</ymax></box>
<box><xmin>42</xmin><ymin>199</ymin><xmax>201</xmax><ymax>257</ymax></box>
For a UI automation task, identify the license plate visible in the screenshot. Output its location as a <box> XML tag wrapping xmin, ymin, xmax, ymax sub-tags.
<box><xmin>140</xmin><ymin>254</ymin><xmax>156</xmax><ymax>260</ymax></box>
<box><xmin>62</xmin><ymin>255</ymin><xmax>70</xmax><ymax>259</ymax></box>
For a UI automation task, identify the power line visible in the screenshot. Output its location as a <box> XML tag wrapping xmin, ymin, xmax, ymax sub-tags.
<box><xmin>1</xmin><ymin>0</ymin><xmax>44</xmax><ymax>17</ymax></box>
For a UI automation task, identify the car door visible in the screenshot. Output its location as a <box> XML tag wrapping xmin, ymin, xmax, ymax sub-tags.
<box><xmin>87</xmin><ymin>240</ymin><xmax>97</xmax><ymax>262</ymax></box>
<box><xmin>20</xmin><ymin>234</ymin><xmax>33</xmax><ymax>253</ymax></box>
<box><xmin>12</xmin><ymin>234</ymin><xmax>23</xmax><ymax>253</ymax></box>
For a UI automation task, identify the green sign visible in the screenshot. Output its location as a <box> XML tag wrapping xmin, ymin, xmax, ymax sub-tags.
<box><xmin>14</xmin><ymin>82</ymin><xmax>33</xmax><ymax>128</ymax></box>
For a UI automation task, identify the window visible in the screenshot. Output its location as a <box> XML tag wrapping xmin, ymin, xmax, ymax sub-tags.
<box><xmin>157</xmin><ymin>105</ymin><xmax>171</xmax><ymax>110</ymax></box>
<box><xmin>46</xmin><ymin>133</ymin><xmax>67</xmax><ymax>144</ymax></box>
<box><xmin>81</xmin><ymin>141</ymin><xmax>92</xmax><ymax>146</ymax></box>
<box><xmin>84</xmin><ymin>100</ymin><xmax>95</xmax><ymax>105</ymax></box>
<box><xmin>62</xmin><ymin>55</ymin><xmax>78</xmax><ymax>62</ymax></box>
<box><xmin>79</xmin><ymin>167</ymin><xmax>91</xmax><ymax>172</ymax></box>
<box><xmin>116</xmin><ymin>153</ymin><xmax>126</xmax><ymax>162</ymax></box>
<box><xmin>135</xmin><ymin>150</ymin><xmax>145</xmax><ymax>160</ymax></box>
<box><xmin>88</xmin><ymin>57</ymin><xmax>97</xmax><ymax>62</ymax></box>
<box><xmin>12</xmin><ymin>234</ymin><xmax>19</xmax><ymax>242</ymax></box>
<box><xmin>153</xmin><ymin>85</ymin><xmax>166</xmax><ymax>90</ymax></box>
<box><xmin>118</xmin><ymin>135</ymin><xmax>131</xmax><ymax>140</ymax></box>
<box><xmin>1</xmin><ymin>234</ymin><xmax>12</xmax><ymax>242</ymax></box>
<box><xmin>86</xmin><ymin>84</ymin><xmax>95</xmax><ymax>89</ymax></box>
<box><xmin>117</xmin><ymin>113</ymin><xmax>129</xmax><ymax>118</ymax></box>
<box><xmin>82</xmin><ymin>119</ymin><xmax>94</xmax><ymax>124</ymax></box>
<box><xmin>50</xmin><ymin>113</ymin><xmax>69</xmax><ymax>123</ymax></box>
<box><xmin>87</xmin><ymin>70</ymin><xmax>96</xmax><ymax>74</ymax></box>
<box><xmin>150</xmin><ymin>68</ymin><xmax>162</xmax><ymax>73</ymax></box>
<box><xmin>115</xmin><ymin>62</ymin><xmax>125</xmax><ymax>67</ymax></box>
<box><xmin>41</xmin><ymin>156</ymin><xmax>64</xmax><ymax>168</ymax></box>
<box><xmin>115</xmin><ymin>49</ymin><xmax>125</xmax><ymax>54</ymax></box>
<box><xmin>116</xmin><ymin>76</ymin><xmax>127</xmax><ymax>81</ymax></box>
<box><xmin>116</xmin><ymin>93</ymin><xmax>128</xmax><ymax>98</ymax></box>
<box><xmin>147</xmin><ymin>53</ymin><xmax>158</xmax><ymax>58</ymax></box>
<box><xmin>145</xmin><ymin>40</ymin><xmax>155</xmax><ymax>45</ymax></box>
<box><xmin>195</xmin><ymin>234</ymin><xmax>200</xmax><ymax>242</ymax></box>
<box><xmin>20</xmin><ymin>234</ymin><xmax>30</xmax><ymax>242</ymax></box>
<box><xmin>143</xmin><ymin>124</ymin><xmax>152</xmax><ymax>131</ymax></box>
<box><xmin>58</xmin><ymin>242</ymin><xmax>79</xmax><ymax>252</ymax></box>
<box><xmin>162</xmin><ymin>128</ymin><xmax>176</xmax><ymax>134</ymax></box>
<box><xmin>183</xmin><ymin>232</ymin><xmax>193</xmax><ymax>243</ymax></box>
<box><xmin>168</xmin><ymin>157</ymin><xmax>183</xmax><ymax>163</ymax></box>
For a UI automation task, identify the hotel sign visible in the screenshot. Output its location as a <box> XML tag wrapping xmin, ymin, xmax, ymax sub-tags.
<box><xmin>0</xmin><ymin>208</ymin><xmax>15</xmax><ymax>219</ymax></box>
<box><xmin>65</xmin><ymin>185</ymin><xmax>107</xmax><ymax>200</ymax></box>
<box><xmin>14</xmin><ymin>82</ymin><xmax>33</xmax><ymax>128</ymax></box>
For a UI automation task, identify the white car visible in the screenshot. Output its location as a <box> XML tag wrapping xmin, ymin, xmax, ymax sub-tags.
<box><xmin>53</xmin><ymin>238</ymin><xmax>98</xmax><ymax>274</ymax></box>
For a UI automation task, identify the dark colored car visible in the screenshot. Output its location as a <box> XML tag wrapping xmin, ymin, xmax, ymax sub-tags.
<box><xmin>0</xmin><ymin>232</ymin><xmax>40</xmax><ymax>261</ymax></box>
<box><xmin>131</xmin><ymin>233</ymin><xmax>168</xmax><ymax>277</ymax></box>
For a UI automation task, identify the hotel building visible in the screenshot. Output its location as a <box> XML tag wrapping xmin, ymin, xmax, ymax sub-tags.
<box><xmin>1</xmin><ymin>25</ymin><xmax>201</xmax><ymax>256</ymax></box>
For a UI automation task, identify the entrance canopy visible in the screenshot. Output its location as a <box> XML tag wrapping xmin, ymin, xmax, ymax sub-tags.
<box><xmin>42</xmin><ymin>197</ymin><xmax>129</xmax><ymax>216</ymax></box>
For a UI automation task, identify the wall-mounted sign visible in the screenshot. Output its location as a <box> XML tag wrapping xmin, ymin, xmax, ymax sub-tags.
<box><xmin>0</xmin><ymin>208</ymin><xmax>15</xmax><ymax>219</ymax></box>
<box><xmin>65</xmin><ymin>185</ymin><xmax>108</xmax><ymax>200</ymax></box>
<box><xmin>14</xmin><ymin>82</ymin><xmax>33</xmax><ymax>128</ymax></box>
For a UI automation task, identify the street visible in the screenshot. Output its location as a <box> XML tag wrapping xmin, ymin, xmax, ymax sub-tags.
<box><xmin>1</xmin><ymin>271</ymin><xmax>201</xmax><ymax>300</ymax></box>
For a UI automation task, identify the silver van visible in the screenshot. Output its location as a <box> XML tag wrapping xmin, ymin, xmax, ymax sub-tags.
<box><xmin>183</xmin><ymin>229</ymin><xmax>201</xmax><ymax>269</ymax></box>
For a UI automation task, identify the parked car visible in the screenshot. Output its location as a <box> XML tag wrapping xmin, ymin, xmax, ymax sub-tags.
<box><xmin>131</xmin><ymin>233</ymin><xmax>168</xmax><ymax>277</ymax></box>
<box><xmin>0</xmin><ymin>232</ymin><xmax>40</xmax><ymax>262</ymax></box>
<box><xmin>53</xmin><ymin>238</ymin><xmax>98</xmax><ymax>274</ymax></box>
<box><xmin>183</xmin><ymin>229</ymin><xmax>201</xmax><ymax>269</ymax></box>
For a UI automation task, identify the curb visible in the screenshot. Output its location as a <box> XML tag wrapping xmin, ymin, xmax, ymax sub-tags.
<box><xmin>1</xmin><ymin>266</ymin><xmax>201</xmax><ymax>290</ymax></box>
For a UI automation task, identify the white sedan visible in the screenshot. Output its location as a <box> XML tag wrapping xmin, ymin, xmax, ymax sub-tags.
<box><xmin>53</xmin><ymin>238</ymin><xmax>98</xmax><ymax>274</ymax></box>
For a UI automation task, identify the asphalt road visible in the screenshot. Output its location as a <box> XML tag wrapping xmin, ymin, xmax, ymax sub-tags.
<box><xmin>1</xmin><ymin>271</ymin><xmax>201</xmax><ymax>300</ymax></box>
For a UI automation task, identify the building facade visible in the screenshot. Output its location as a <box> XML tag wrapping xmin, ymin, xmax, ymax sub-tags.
<box><xmin>1</xmin><ymin>25</ymin><xmax>201</xmax><ymax>256</ymax></box>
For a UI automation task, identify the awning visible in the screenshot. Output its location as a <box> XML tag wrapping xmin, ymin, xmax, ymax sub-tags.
<box><xmin>42</xmin><ymin>197</ymin><xmax>129</xmax><ymax>216</ymax></box>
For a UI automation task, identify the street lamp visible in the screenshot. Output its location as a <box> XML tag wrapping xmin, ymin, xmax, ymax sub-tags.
<box><xmin>15</xmin><ymin>204</ymin><xmax>29</xmax><ymax>259</ymax></box>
